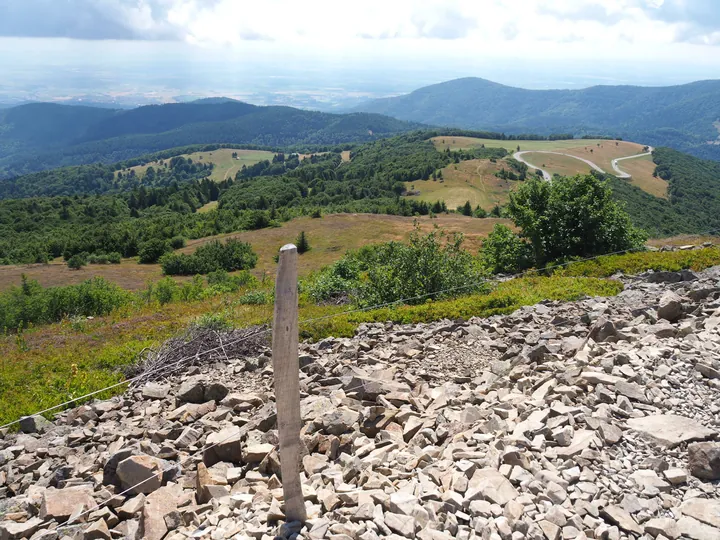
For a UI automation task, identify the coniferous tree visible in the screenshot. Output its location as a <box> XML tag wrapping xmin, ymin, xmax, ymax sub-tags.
<box><xmin>296</xmin><ymin>231</ymin><xmax>310</xmax><ymax>254</ymax></box>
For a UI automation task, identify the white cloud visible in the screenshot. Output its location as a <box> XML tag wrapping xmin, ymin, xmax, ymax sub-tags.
<box><xmin>1</xmin><ymin>0</ymin><xmax>718</xmax><ymax>65</ymax></box>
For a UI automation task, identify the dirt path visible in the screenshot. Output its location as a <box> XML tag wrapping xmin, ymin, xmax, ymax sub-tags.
<box><xmin>223</xmin><ymin>165</ymin><xmax>238</xmax><ymax>181</ymax></box>
<box><xmin>514</xmin><ymin>147</ymin><xmax>654</xmax><ymax>182</ymax></box>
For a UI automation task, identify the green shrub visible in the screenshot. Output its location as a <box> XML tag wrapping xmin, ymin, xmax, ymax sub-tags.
<box><xmin>303</xmin><ymin>256</ymin><xmax>362</xmax><ymax>303</ymax></box>
<box><xmin>138</xmin><ymin>239</ymin><xmax>170</xmax><ymax>264</ymax></box>
<box><xmin>178</xmin><ymin>275</ymin><xmax>206</xmax><ymax>302</ymax></box>
<box><xmin>193</xmin><ymin>312</ymin><xmax>233</xmax><ymax>331</ymax></box>
<box><xmin>480</xmin><ymin>224</ymin><xmax>533</xmax><ymax>274</ymax></box>
<box><xmin>161</xmin><ymin>239</ymin><xmax>258</xmax><ymax>275</ymax></box>
<box><xmin>206</xmin><ymin>270</ymin><xmax>258</xmax><ymax>293</ymax></box>
<box><xmin>355</xmin><ymin>227</ymin><xmax>488</xmax><ymax>307</ymax></box>
<box><xmin>238</xmin><ymin>290</ymin><xmax>272</xmax><ymax>305</ymax></box>
<box><xmin>107</xmin><ymin>252</ymin><xmax>122</xmax><ymax>264</ymax></box>
<box><xmin>170</xmin><ymin>236</ymin><xmax>187</xmax><ymax>249</ymax></box>
<box><xmin>67</xmin><ymin>253</ymin><xmax>87</xmax><ymax>270</ymax></box>
<box><xmin>0</xmin><ymin>276</ymin><xmax>131</xmax><ymax>331</ymax></box>
<box><xmin>153</xmin><ymin>277</ymin><xmax>178</xmax><ymax>305</ymax></box>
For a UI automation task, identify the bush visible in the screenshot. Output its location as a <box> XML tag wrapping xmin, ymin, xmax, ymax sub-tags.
<box><xmin>303</xmin><ymin>256</ymin><xmax>362</xmax><ymax>303</ymax></box>
<box><xmin>67</xmin><ymin>253</ymin><xmax>87</xmax><ymax>270</ymax></box>
<box><xmin>138</xmin><ymin>239</ymin><xmax>170</xmax><ymax>264</ymax></box>
<box><xmin>153</xmin><ymin>277</ymin><xmax>179</xmax><ymax>305</ymax></box>
<box><xmin>107</xmin><ymin>252</ymin><xmax>122</xmax><ymax>264</ymax></box>
<box><xmin>480</xmin><ymin>224</ymin><xmax>533</xmax><ymax>274</ymax></box>
<box><xmin>356</xmin><ymin>227</ymin><xmax>488</xmax><ymax>307</ymax></box>
<box><xmin>508</xmin><ymin>175</ymin><xmax>646</xmax><ymax>265</ymax></box>
<box><xmin>310</xmin><ymin>208</ymin><xmax>322</xmax><ymax>218</ymax></box>
<box><xmin>238</xmin><ymin>290</ymin><xmax>272</xmax><ymax>305</ymax></box>
<box><xmin>161</xmin><ymin>239</ymin><xmax>258</xmax><ymax>275</ymax></box>
<box><xmin>170</xmin><ymin>236</ymin><xmax>187</xmax><ymax>249</ymax></box>
<box><xmin>296</xmin><ymin>231</ymin><xmax>310</xmax><ymax>254</ymax></box>
<box><xmin>193</xmin><ymin>312</ymin><xmax>233</xmax><ymax>331</ymax></box>
<box><xmin>0</xmin><ymin>276</ymin><xmax>131</xmax><ymax>330</ymax></box>
<box><xmin>207</xmin><ymin>270</ymin><xmax>258</xmax><ymax>293</ymax></box>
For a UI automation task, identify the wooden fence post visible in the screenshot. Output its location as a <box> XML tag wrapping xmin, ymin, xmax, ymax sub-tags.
<box><xmin>272</xmin><ymin>244</ymin><xmax>307</xmax><ymax>523</ymax></box>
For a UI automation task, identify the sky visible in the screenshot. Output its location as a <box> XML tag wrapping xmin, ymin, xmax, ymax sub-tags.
<box><xmin>0</xmin><ymin>0</ymin><xmax>719</xmax><ymax>106</ymax></box>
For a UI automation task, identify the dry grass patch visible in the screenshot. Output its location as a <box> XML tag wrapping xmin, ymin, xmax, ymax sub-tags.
<box><xmin>116</xmin><ymin>148</ymin><xmax>275</xmax><ymax>183</ymax></box>
<box><xmin>0</xmin><ymin>259</ymin><xmax>176</xmax><ymax>292</ymax></box>
<box><xmin>431</xmin><ymin>137</ymin><xmax>614</xmax><ymax>153</ymax></box>
<box><xmin>182</xmin><ymin>214</ymin><xmax>511</xmax><ymax>279</ymax></box>
<box><xmin>405</xmin><ymin>159</ymin><xmax>520</xmax><ymax>210</ymax></box>
<box><xmin>520</xmin><ymin>152</ymin><xmax>593</xmax><ymax>177</ymax></box>
<box><xmin>562</xmin><ymin>141</ymin><xmax>646</xmax><ymax>172</ymax></box>
<box><xmin>616</xmin><ymin>155</ymin><xmax>667</xmax><ymax>199</ymax></box>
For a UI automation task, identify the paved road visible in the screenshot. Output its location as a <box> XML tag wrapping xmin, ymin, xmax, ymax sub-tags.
<box><xmin>513</xmin><ymin>147</ymin><xmax>654</xmax><ymax>182</ymax></box>
<box><xmin>610</xmin><ymin>146</ymin><xmax>654</xmax><ymax>178</ymax></box>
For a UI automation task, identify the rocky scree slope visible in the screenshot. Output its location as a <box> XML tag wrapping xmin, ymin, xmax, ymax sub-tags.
<box><xmin>1</xmin><ymin>268</ymin><xmax>720</xmax><ymax>540</ymax></box>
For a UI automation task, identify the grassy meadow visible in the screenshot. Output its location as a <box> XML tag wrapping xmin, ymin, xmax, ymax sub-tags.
<box><xmin>430</xmin><ymin>137</ymin><xmax>660</xmax><ymax>199</ymax></box>
<box><xmin>405</xmin><ymin>159</ymin><xmax>521</xmax><ymax>210</ymax></box>
<box><xmin>0</xmin><ymin>214</ymin><xmax>511</xmax><ymax>292</ymax></box>
<box><xmin>116</xmin><ymin>148</ymin><xmax>275</xmax><ymax>182</ymax></box>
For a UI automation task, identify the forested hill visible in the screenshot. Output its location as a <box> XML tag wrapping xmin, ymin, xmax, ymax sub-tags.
<box><xmin>352</xmin><ymin>77</ymin><xmax>720</xmax><ymax>161</ymax></box>
<box><xmin>606</xmin><ymin>146</ymin><xmax>720</xmax><ymax>237</ymax></box>
<box><xmin>0</xmin><ymin>101</ymin><xmax>423</xmax><ymax>178</ymax></box>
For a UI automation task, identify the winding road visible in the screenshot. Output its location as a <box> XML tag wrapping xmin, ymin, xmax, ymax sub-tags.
<box><xmin>513</xmin><ymin>146</ymin><xmax>654</xmax><ymax>182</ymax></box>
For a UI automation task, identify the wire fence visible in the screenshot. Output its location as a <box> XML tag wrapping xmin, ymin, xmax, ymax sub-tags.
<box><xmin>3</xmin><ymin>226</ymin><xmax>720</xmax><ymax>433</ymax></box>
<box><xmin>2</xmin><ymin>228</ymin><xmax>719</xmax><ymax>529</ymax></box>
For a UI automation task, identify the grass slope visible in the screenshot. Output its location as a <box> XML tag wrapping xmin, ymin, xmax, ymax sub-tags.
<box><xmin>405</xmin><ymin>159</ymin><xmax>520</xmax><ymax>209</ymax></box>
<box><xmin>0</xmin><ymin>214</ymin><xmax>511</xmax><ymax>291</ymax></box>
<box><xmin>117</xmin><ymin>148</ymin><xmax>275</xmax><ymax>182</ymax></box>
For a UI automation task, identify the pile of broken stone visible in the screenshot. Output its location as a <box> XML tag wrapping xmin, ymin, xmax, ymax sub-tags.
<box><xmin>1</xmin><ymin>266</ymin><xmax>720</xmax><ymax>540</ymax></box>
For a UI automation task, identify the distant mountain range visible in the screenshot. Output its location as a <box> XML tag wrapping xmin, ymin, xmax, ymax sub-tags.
<box><xmin>352</xmin><ymin>77</ymin><xmax>720</xmax><ymax>160</ymax></box>
<box><xmin>0</xmin><ymin>101</ymin><xmax>422</xmax><ymax>178</ymax></box>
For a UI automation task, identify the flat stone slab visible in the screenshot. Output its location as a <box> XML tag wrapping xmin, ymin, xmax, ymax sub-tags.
<box><xmin>681</xmin><ymin>498</ymin><xmax>720</xmax><ymax>529</ymax></box>
<box><xmin>626</xmin><ymin>415</ymin><xmax>716</xmax><ymax>448</ymax></box>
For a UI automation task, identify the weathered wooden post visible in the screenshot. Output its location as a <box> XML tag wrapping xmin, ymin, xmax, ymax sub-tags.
<box><xmin>272</xmin><ymin>244</ymin><xmax>307</xmax><ymax>523</ymax></box>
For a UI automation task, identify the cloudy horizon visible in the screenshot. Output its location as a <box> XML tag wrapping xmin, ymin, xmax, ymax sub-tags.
<box><xmin>1</xmin><ymin>0</ymin><xmax>719</xmax><ymax>107</ymax></box>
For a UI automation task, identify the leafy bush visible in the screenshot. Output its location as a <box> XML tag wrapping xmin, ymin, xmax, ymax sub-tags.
<box><xmin>480</xmin><ymin>224</ymin><xmax>533</xmax><ymax>274</ymax></box>
<box><xmin>107</xmin><ymin>252</ymin><xmax>122</xmax><ymax>264</ymax></box>
<box><xmin>305</xmin><ymin>226</ymin><xmax>487</xmax><ymax>307</ymax></box>
<box><xmin>161</xmin><ymin>239</ymin><xmax>258</xmax><ymax>275</ymax></box>
<box><xmin>508</xmin><ymin>175</ymin><xmax>646</xmax><ymax>265</ymax></box>
<box><xmin>138</xmin><ymin>239</ymin><xmax>171</xmax><ymax>264</ymax></box>
<box><xmin>238</xmin><ymin>290</ymin><xmax>272</xmax><ymax>305</ymax></box>
<box><xmin>67</xmin><ymin>253</ymin><xmax>87</xmax><ymax>270</ymax></box>
<box><xmin>170</xmin><ymin>236</ymin><xmax>187</xmax><ymax>249</ymax></box>
<box><xmin>193</xmin><ymin>312</ymin><xmax>233</xmax><ymax>331</ymax></box>
<box><xmin>207</xmin><ymin>270</ymin><xmax>258</xmax><ymax>293</ymax></box>
<box><xmin>154</xmin><ymin>277</ymin><xmax>179</xmax><ymax>305</ymax></box>
<box><xmin>0</xmin><ymin>276</ymin><xmax>131</xmax><ymax>330</ymax></box>
<box><xmin>303</xmin><ymin>256</ymin><xmax>362</xmax><ymax>303</ymax></box>
<box><xmin>356</xmin><ymin>228</ymin><xmax>488</xmax><ymax>307</ymax></box>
